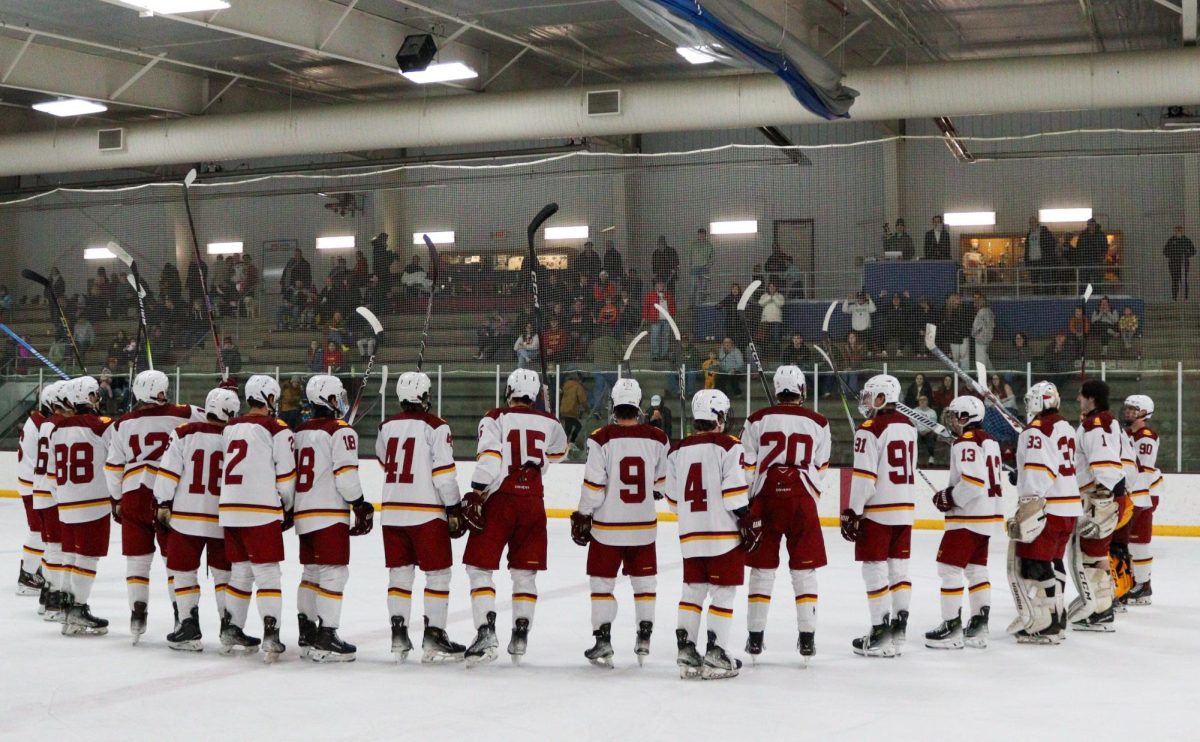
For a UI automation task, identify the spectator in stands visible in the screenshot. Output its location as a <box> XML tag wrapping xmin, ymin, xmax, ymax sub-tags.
<box><xmin>764</xmin><ymin>242</ymin><xmax>794</xmax><ymax>286</ymax></box>
<box><xmin>1077</xmin><ymin>218</ymin><xmax>1108</xmax><ymax>287</ymax></box>
<box><xmin>1040</xmin><ymin>332</ymin><xmax>1074</xmax><ymax>394</ymax></box>
<box><xmin>329</xmin><ymin>256</ymin><xmax>350</xmax><ymax>287</ymax></box>
<box><xmin>567</xmin><ymin>298</ymin><xmax>590</xmax><ymax>360</ymax></box>
<box><xmin>350</xmin><ymin>251</ymin><xmax>370</xmax><ymax>294</ymax></box>
<box><xmin>685</xmin><ymin>228</ymin><xmax>714</xmax><ymax>308</ymax></box>
<box><xmin>650</xmin><ymin>235</ymin><xmax>679</xmax><ymax>289</ymax></box>
<box><xmin>625</xmin><ymin>267</ymin><xmax>644</xmax><ymax>306</ymax></box>
<box><xmin>222</xmin><ymin>336</ymin><xmax>243</xmax><ymax>374</ymax></box>
<box><xmin>108</xmin><ymin>330</ymin><xmax>129</xmax><ymax>362</ymax></box>
<box><xmin>160</xmin><ymin>263</ymin><xmax>183</xmax><ymax>307</ymax></box>
<box><xmin>924</xmin><ymin>215</ymin><xmax>952</xmax><ymax>261</ymax></box>
<box><xmin>560</xmin><ymin>372</ymin><xmax>588</xmax><ymax>456</ymax></box>
<box><xmin>73</xmin><ymin>313</ymin><xmax>95</xmax><ymax>362</ymax></box>
<box><xmin>785</xmin><ymin>333</ymin><xmax>814</xmax><ymax>368</ymax></box>
<box><xmin>589</xmin><ymin>334</ymin><xmax>624</xmax><ymax>415</ymax></box>
<box><xmin>912</xmin><ymin>295</ymin><xmax>939</xmax><ymax>357</ymax></box>
<box><xmin>972</xmin><ymin>292</ymin><xmax>995</xmax><ymax>370</ymax></box>
<box><xmin>602</xmin><ymin>240</ymin><xmax>624</xmax><ymax>281</ymax></box>
<box><xmin>1164</xmin><ymin>225</ymin><xmax>1195</xmax><ymax>301</ymax></box>
<box><xmin>1067</xmin><ymin>306</ymin><xmax>1089</xmax><ymax>358</ymax></box>
<box><xmin>186</xmin><ymin>258</ymin><xmax>208</xmax><ymax>308</ymax></box>
<box><xmin>307</xmin><ymin>340</ymin><xmax>322</xmax><ymax>371</ymax></box>
<box><xmin>643</xmin><ymin>279</ymin><xmax>676</xmax><ymax>361</ymax></box>
<box><xmin>1025</xmin><ymin>216</ymin><xmax>1056</xmax><ymax>292</ymax></box>
<box><xmin>275</xmin><ymin>282</ymin><xmax>300</xmax><ymax>331</ymax></box>
<box><xmin>355</xmin><ymin>321</ymin><xmax>376</xmax><ymax>362</ymax></box>
<box><xmin>544</xmin><ymin>317</ymin><xmax>567</xmax><ymax>361</ymax></box>
<box><xmin>48</xmin><ymin>267</ymin><xmax>66</xmax><ymax>306</ymax></box>
<box><xmin>279</xmin><ymin>377</ymin><xmax>304</xmax><ymax>429</ymax></box>
<box><xmin>318</xmin><ymin>339</ymin><xmax>341</xmax><ymax>374</ymax></box>
<box><xmin>716</xmin><ymin>336</ymin><xmax>744</xmax><ymax>396</ymax></box>
<box><xmin>885</xmin><ymin>218</ymin><xmax>915</xmax><ymax>260</ymax></box>
<box><xmin>757</xmin><ymin>282</ymin><xmax>785</xmax><ymax>359</ymax></box>
<box><xmin>316</xmin><ymin>277</ymin><xmax>337</xmax><ymax>325</ymax></box>
<box><xmin>576</xmin><ymin>241</ymin><xmax>602</xmax><ymax>284</ymax></box>
<box><xmin>989</xmin><ymin>374</ymin><xmax>1018</xmax><ymax>417</ymax></box>
<box><xmin>646</xmin><ymin>394</ymin><xmax>674</xmax><ymax>442</ymax></box>
<box><xmin>97</xmin><ymin>368</ymin><xmax>117</xmax><ymax>416</ymax></box>
<box><xmin>593</xmin><ymin>271</ymin><xmax>619</xmax><ymax>305</ymax></box>
<box><xmin>1090</xmin><ymin>296</ymin><xmax>1119</xmax><ymax>356</ymax></box>
<box><xmin>1006</xmin><ymin>331</ymin><xmax>1033</xmax><ymax>393</ymax></box>
<box><xmin>943</xmin><ymin>293</ymin><xmax>973</xmax><ymax>369</ymax></box>
<box><xmin>401</xmin><ymin>255</ymin><xmax>432</xmax><ymax>295</ymax></box>
<box><xmin>0</xmin><ymin>284</ymin><xmax>12</xmax><ymax>320</ymax></box>
<box><xmin>1119</xmin><ymin>307</ymin><xmax>1140</xmax><ymax>357</ymax></box>
<box><xmin>596</xmin><ymin>298</ymin><xmax>620</xmax><ymax>337</ymax></box>
<box><xmin>514</xmin><ymin>323</ymin><xmax>539</xmax><ymax>369</ymax></box>
<box><xmin>931</xmin><ymin>374</ymin><xmax>955</xmax><ymax>412</ymax></box>
<box><xmin>327</xmin><ymin>310</ymin><xmax>350</xmax><ymax>348</ymax></box>
<box><xmin>879</xmin><ymin>290</ymin><xmax>909</xmax><ymax>357</ymax></box>
<box><xmin>185</xmin><ymin>301</ymin><xmax>208</xmax><ymax>349</ymax></box>
<box><xmin>282</xmin><ymin>247</ymin><xmax>313</xmax><ymax>291</ymax></box>
<box><xmin>718</xmin><ymin>283</ymin><xmax>748</xmax><ymax>347</ymax></box>
<box><xmin>370</xmin><ymin>233</ymin><xmax>390</xmax><ymax>281</ymax></box>
<box><xmin>841</xmin><ymin>291</ymin><xmax>876</xmax><ymax>352</ymax></box>
<box><xmin>574</xmin><ymin>273</ymin><xmax>596</xmax><ymax>318</ymax></box>
<box><xmin>616</xmin><ymin>288</ymin><xmax>637</xmax><ymax>338</ymax></box>
<box><xmin>674</xmin><ymin>332</ymin><xmax>704</xmax><ymax>396</ymax></box>
<box><xmin>904</xmin><ymin>373</ymin><xmax>933</xmax><ymax>409</ymax></box>
<box><xmin>702</xmin><ymin>351</ymin><xmax>718</xmax><ymax>390</ymax></box>
<box><xmin>911</xmin><ymin>395</ymin><xmax>938</xmax><ymax>465</ymax></box>
<box><xmin>841</xmin><ymin>331</ymin><xmax>866</xmax><ymax>396</ymax></box>
<box><xmin>475</xmin><ymin>313</ymin><xmax>505</xmax><ymax>361</ymax></box>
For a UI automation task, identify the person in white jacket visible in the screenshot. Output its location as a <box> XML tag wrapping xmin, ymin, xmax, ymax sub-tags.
<box><xmin>971</xmin><ymin>293</ymin><xmax>995</xmax><ymax>371</ymax></box>
<box><xmin>513</xmin><ymin>323</ymin><xmax>540</xmax><ymax>369</ymax></box>
<box><xmin>842</xmin><ymin>292</ymin><xmax>876</xmax><ymax>351</ymax></box>
<box><xmin>758</xmin><ymin>283</ymin><xmax>786</xmax><ymax>359</ymax></box>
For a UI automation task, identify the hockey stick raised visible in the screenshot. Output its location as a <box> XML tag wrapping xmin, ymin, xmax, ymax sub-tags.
<box><xmin>21</xmin><ymin>268</ymin><xmax>86</xmax><ymax>373</ymax></box>
<box><xmin>654</xmin><ymin>303</ymin><xmax>689</xmax><ymax>438</ymax></box>
<box><xmin>819</xmin><ymin>299</ymin><xmax>857</xmax><ymax>437</ymax></box>
<box><xmin>346</xmin><ymin>306</ymin><xmax>384</xmax><ymax>425</ymax></box>
<box><xmin>416</xmin><ymin>234</ymin><xmax>441</xmax><ymax>372</ymax></box>
<box><xmin>526</xmin><ymin>203</ymin><xmax>558</xmax><ymax>410</ymax></box>
<box><xmin>735</xmin><ymin>280</ymin><xmax>776</xmax><ymax>407</ymax></box>
<box><xmin>0</xmin><ymin>323</ymin><xmax>70</xmax><ymax>379</ymax></box>
<box><xmin>924</xmin><ymin>323</ymin><xmax>1025</xmax><ymax>433</ymax></box>
<box><xmin>107</xmin><ymin>244</ymin><xmax>154</xmax><ymax>371</ymax></box>
<box><xmin>181</xmin><ymin>169</ymin><xmax>226</xmax><ymax>377</ymax></box>
<box><xmin>621</xmin><ymin>329</ymin><xmax>649</xmax><ymax>375</ymax></box>
<box><xmin>1078</xmin><ymin>282</ymin><xmax>1093</xmax><ymax>381</ymax></box>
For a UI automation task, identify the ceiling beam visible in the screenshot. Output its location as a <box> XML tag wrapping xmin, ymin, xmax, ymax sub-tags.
<box><xmin>823</xmin><ymin>19</ymin><xmax>871</xmax><ymax>58</ymax></box>
<box><xmin>1184</xmin><ymin>0</ymin><xmax>1198</xmax><ymax>44</ymax></box>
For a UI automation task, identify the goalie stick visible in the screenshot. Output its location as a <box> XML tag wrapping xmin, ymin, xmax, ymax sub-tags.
<box><xmin>526</xmin><ymin>203</ymin><xmax>558</xmax><ymax>411</ymax></box>
<box><xmin>106</xmin><ymin>242</ymin><xmax>154</xmax><ymax>371</ymax></box>
<box><xmin>0</xmin><ymin>323</ymin><xmax>70</xmax><ymax>380</ymax></box>
<box><xmin>924</xmin><ymin>323</ymin><xmax>1025</xmax><ymax>434</ymax></box>
<box><xmin>20</xmin><ymin>268</ymin><xmax>87</xmax><ymax>373</ymax></box>
<box><xmin>735</xmin><ymin>281</ymin><xmax>775</xmax><ymax>406</ymax></box>
<box><xmin>416</xmin><ymin>234</ymin><xmax>441</xmax><ymax>372</ymax></box>
<box><xmin>346</xmin><ymin>306</ymin><xmax>384</xmax><ymax>425</ymax></box>
<box><xmin>181</xmin><ymin>169</ymin><xmax>226</xmax><ymax>377</ymax></box>
<box><xmin>654</xmin><ymin>303</ymin><xmax>689</xmax><ymax>438</ymax></box>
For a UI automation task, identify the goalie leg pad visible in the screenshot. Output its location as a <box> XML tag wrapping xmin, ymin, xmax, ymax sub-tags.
<box><xmin>1008</xmin><ymin>554</ymin><xmax>1054</xmax><ymax>635</ymax></box>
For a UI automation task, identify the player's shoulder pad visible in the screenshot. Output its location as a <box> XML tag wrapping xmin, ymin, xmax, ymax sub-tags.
<box><xmin>1140</xmin><ymin>427</ymin><xmax>1158</xmax><ymax>440</ymax></box>
<box><xmin>277</xmin><ymin>418</ymin><xmax>289</xmax><ymax>428</ymax></box>
<box><xmin>1082</xmin><ymin>415</ymin><xmax>1107</xmax><ymax>431</ymax></box>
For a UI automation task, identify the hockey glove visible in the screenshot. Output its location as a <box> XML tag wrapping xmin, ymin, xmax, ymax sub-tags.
<box><xmin>155</xmin><ymin>504</ymin><xmax>172</xmax><ymax>530</ymax></box>
<box><xmin>349</xmin><ymin>499</ymin><xmax>375</xmax><ymax>536</ymax></box>
<box><xmin>839</xmin><ymin>509</ymin><xmax>862</xmax><ymax>543</ymax></box>
<box><xmin>281</xmin><ymin>509</ymin><xmax>295</xmax><ymax>532</ymax></box>
<box><xmin>111</xmin><ymin>500</ymin><xmax>123</xmax><ymax>524</ymax></box>
<box><xmin>462</xmin><ymin>491</ymin><xmax>487</xmax><ymax>534</ymax></box>
<box><xmin>1007</xmin><ymin>467</ymin><xmax>1019</xmax><ymax>487</ymax></box>
<box><xmin>932</xmin><ymin>488</ymin><xmax>955</xmax><ymax>513</ymax></box>
<box><xmin>446</xmin><ymin>504</ymin><xmax>467</xmax><ymax>539</ymax></box>
<box><xmin>734</xmin><ymin>506</ymin><xmax>763</xmax><ymax>553</ymax></box>
<box><xmin>570</xmin><ymin>511</ymin><xmax>593</xmax><ymax>546</ymax></box>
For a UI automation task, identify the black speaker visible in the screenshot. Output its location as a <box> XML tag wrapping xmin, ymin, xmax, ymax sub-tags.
<box><xmin>396</xmin><ymin>34</ymin><xmax>437</xmax><ymax>73</ymax></box>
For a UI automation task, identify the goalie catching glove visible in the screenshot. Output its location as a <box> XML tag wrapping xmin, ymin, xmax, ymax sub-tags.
<box><xmin>349</xmin><ymin>498</ymin><xmax>374</xmax><ymax>536</ymax></box>
<box><xmin>462</xmin><ymin>491</ymin><xmax>487</xmax><ymax>534</ymax></box>
<box><xmin>570</xmin><ymin>511</ymin><xmax>593</xmax><ymax>546</ymax></box>
<box><xmin>1006</xmin><ymin>496</ymin><xmax>1046</xmax><ymax>543</ymax></box>
<box><xmin>1079</xmin><ymin>483</ymin><xmax>1119</xmax><ymax>539</ymax></box>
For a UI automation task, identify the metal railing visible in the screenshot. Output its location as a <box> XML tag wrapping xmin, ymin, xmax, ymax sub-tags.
<box><xmin>956</xmin><ymin>264</ymin><xmax>1130</xmax><ymax>297</ymax></box>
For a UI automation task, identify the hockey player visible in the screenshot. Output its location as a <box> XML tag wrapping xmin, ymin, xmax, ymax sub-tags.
<box><xmin>105</xmin><ymin>369</ymin><xmax>204</xmax><ymax>643</ymax></box>
<box><xmin>570</xmin><ymin>378</ymin><xmax>669</xmax><ymax>668</ymax></box>
<box><xmin>461</xmin><ymin>368</ymin><xmax>568</xmax><ymax>666</ymax></box>
<box><xmin>1008</xmin><ymin>381</ymin><xmax>1081</xmax><ymax>644</ymax></box>
<box><xmin>1069</xmin><ymin>379</ymin><xmax>1128</xmax><ymax>631</ymax></box>
<box><xmin>219</xmin><ymin>374</ymin><xmax>296</xmax><ymax>661</ymax></box>
<box><xmin>666</xmin><ymin>389</ymin><xmax>756</xmax><ymax>680</ymax></box>
<box><xmin>292</xmin><ymin>375</ymin><xmax>373</xmax><ymax>662</ymax></box>
<box><xmin>740</xmin><ymin>365</ymin><xmax>829</xmax><ymax>664</ymax></box>
<box><xmin>377</xmin><ymin>371</ymin><xmax>467</xmax><ymax>664</ymax></box>
<box><xmin>924</xmin><ymin>396</ymin><xmax>1003</xmax><ymax>650</ymax></box>
<box><xmin>14</xmin><ymin>383</ymin><xmax>52</xmax><ymax>596</ymax></box>
<box><xmin>153</xmin><ymin>387</ymin><xmax>239</xmax><ymax>651</ymax></box>
<box><xmin>48</xmin><ymin>377</ymin><xmax>114</xmax><ymax>636</ymax></box>
<box><xmin>840</xmin><ymin>374</ymin><xmax>917</xmax><ymax>658</ymax></box>
<box><xmin>1122</xmin><ymin>394</ymin><xmax>1161</xmax><ymax>605</ymax></box>
<box><xmin>33</xmin><ymin>381</ymin><xmax>71</xmax><ymax>622</ymax></box>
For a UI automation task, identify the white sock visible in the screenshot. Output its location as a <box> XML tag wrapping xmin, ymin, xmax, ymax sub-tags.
<box><xmin>21</xmin><ymin>532</ymin><xmax>44</xmax><ymax>574</ymax></box>
<box><xmin>511</xmin><ymin>569</ymin><xmax>538</xmax><ymax>625</ymax></box>
<box><xmin>298</xmin><ymin>564</ymin><xmax>320</xmax><ymax>620</ymax></box>
<box><xmin>173</xmin><ymin>569</ymin><xmax>201</xmax><ymax>617</ymax></box>
<box><xmin>423</xmin><ymin>569</ymin><xmax>451</xmax><ymax>630</ymax></box>
<box><xmin>589</xmin><ymin>576</ymin><xmax>617</xmax><ymax>630</ymax></box>
<box><xmin>888</xmin><ymin>558</ymin><xmax>912</xmax><ymax>615</ymax></box>
<box><xmin>250</xmin><ymin>562</ymin><xmax>282</xmax><ymax>626</ymax></box>
<box><xmin>70</xmin><ymin>555</ymin><xmax>100</xmax><ymax>605</ymax></box>
<box><xmin>630</xmin><ymin>575</ymin><xmax>656</xmax><ymax>626</ymax></box>
<box><xmin>790</xmin><ymin>569</ymin><xmax>818</xmax><ymax>633</ymax></box>
<box><xmin>466</xmin><ymin>566</ymin><xmax>496</xmax><ymax>628</ymax></box>
<box><xmin>317</xmin><ymin>565</ymin><xmax>348</xmax><ymax>629</ymax></box>
<box><xmin>937</xmin><ymin>562</ymin><xmax>964</xmax><ymax>621</ymax></box>
<box><xmin>388</xmin><ymin>565</ymin><xmax>415</xmax><ymax>624</ymax></box>
<box><xmin>211</xmin><ymin>567</ymin><xmax>231</xmax><ymax>618</ymax></box>
<box><xmin>126</xmin><ymin>553</ymin><xmax>152</xmax><ymax>610</ymax></box>
<box><xmin>747</xmin><ymin>568</ymin><xmax>774</xmax><ymax>633</ymax></box>
<box><xmin>1130</xmin><ymin>542</ymin><xmax>1152</xmax><ymax>584</ymax></box>
<box><xmin>706</xmin><ymin>585</ymin><xmax>736</xmax><ymax>651</ymax></box>
<box><xmin>862</xmin><ymin>560</ymin><xmax>889</xmax><ymax>625</ymax></box>
<box><xmin>677</xmin><ymin>582</ymin><xmax>707</xmax><ymax>643</ymax></box>
<box><xmin>964</xmin><ymin>563</ymin><xmax>990</xmax><ymax>617</ymax></box>
<box><xmin>226</xmin><ymin>561</ymin><xmax>253</xmax><ymax>628</ymax></box>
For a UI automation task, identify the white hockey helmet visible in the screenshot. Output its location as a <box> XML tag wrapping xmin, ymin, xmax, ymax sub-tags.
<box><xmin>1025</xmin><ymin>380</ymin><xmax>1060</xmax><ymax>421</ymax></box>
<box><xmin>692</xmin><ymin>388</ymin><xmax>730</xmax><ymax>423</ymax></box>
<box><xmin>858</xmin><ymin>374</ymin><xmax>901</xmax><ymax>417</ymax></box>
<box><xmin>946</xmin><ymin>395</ymin><xmax>986</xmax><ymax>429</ymax></box>
<box><xmin>773</xmin><ymin>365</ymin><xmax>806</xmax><ymax>400</ymax></box>
<box><xmin>610</xmin><ymin>378</ymin><xmax>642</xmax><ymax>409</ymax></box>
<box><xmin>306</xmin><ymin>374</ymin><xmax>347</xmax><ymax>415</ymax></box>
<box><xmin>1123</xmin><ymin>394</ymin><xmax>1154</xmax><ymax>421</ymax></box>
<box><xmin>205</xmin><ymin>388</ymin><xmax>240</xmax><ymax>423</ymax></box>
<box><xmin>506</xmin><ymin>368</ymin><xmax>541</xmax><ymax>403</ymax></box>
<box><xmin>245</xmin><ymin>374</ymin><xmax>281</xmax><ymax>412</ymax></box>
<box><xmin>50</xmin><ymin>380</ymin><xmax>74</xmax><ymax>410</ymax></box>
<box><xmin>132</xmin><ymin>369</ymin><xmax>170</xmax><ymax>405</ymax></box>
<box><xmin>39</xmin><ymin>380</ymin><xmax>63</xmax><ymax>412</ymax></box>
<box><xmin>396</xmin><ymin>371</ymin><xmax>432</xmax><ymax>408</ymax></box>
<box><xmin>68</xmin><ymin>376</ymin><xmax>100</xmax><ymax>412</ymax></box>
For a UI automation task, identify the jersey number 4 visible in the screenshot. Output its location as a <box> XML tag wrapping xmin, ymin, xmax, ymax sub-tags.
<box><xmin>683</xmin><ymin>462</ymin><xmax>707</xmax><ymax>512</ymax></box>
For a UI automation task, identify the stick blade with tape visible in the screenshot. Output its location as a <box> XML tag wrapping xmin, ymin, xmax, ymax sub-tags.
<box><xmin>737</xmin><ymin>280</ymin><xmax>762</xmax><ymax>312</ymax></box>
<box><xmin>21</xmin><ymin>268</ymin><xmax>50</xmax><ymax>287</ymax></box>
<box><xmin>975</xmin><ymin>361</ymin><xmax>988</xmax><ymax>389</ymax></box>
<box><xmin>355</xmin><ymin>306</ymin><xmax>384</xmax><ymax>336</ymax></box>
<box><xmin>924</xmin><ymin>323</ymin><xmax>938</xmax><ymax>351</ymax></box>
<box><xmin>623</xmin><ymin>330</ymin><xmax>649</xmax><ymax>362</ymax></box>
<box><xmin>654</xmin><ymin>303</ymin><xmax>681</xmax><ymax>341</ymax></box>
<box><xmin>821</xmin><ymin>299</ymin><xmax>838</xmax><ymax>334</ymax></box>
<box><xmin>184</xmin><ymin>168</ymin><xmax>198</xmax><ymax>187</ymax></box>
<box><xmin>126</xmin><ymin>273</ymin><xmax>146</xmax><ymax>298</ymax></box>
<box><xmin>1082</xmin><ymin>283</ymin><xmax>1093</xmax><ymax>304</ymax></box>
<box><xmin>106</xmin><ymin>241</ymin><xmax>134</xmax><ymax>267</ymax></box>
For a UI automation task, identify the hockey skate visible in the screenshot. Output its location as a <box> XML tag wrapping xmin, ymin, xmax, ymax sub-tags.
<box><xmin>797</xmin><ymin>631</ymin><xmax>816</xmax><ymax>665</ymax></box>
<box><xmin>261</xmin><ymin>617</ymin><xmax>285</xmax><ymax>663</ymax></box>
<box><xmin>167</xmin><ymin>608</ymin><xmax>203</xmax><ymax>652</ymax></box>
<box><xmin>38</xmin><ymin>584</ymin><xmax>47</xmax><ymax>615</ymax></box>
<box><xmin>744</xmin><ymin>631</ymin><xmax>764</xmax><ymax>664</ymax></box>
<box><xmin>963</xmin><ymin>606</ymin><xmax>990</xmax><ymax>649</ymax></box>
<box><xmin>464</xmin><ymin>611</ymin><xmax>498</xmax><ymax>667</ymax></box>
<box><xmin>584</xmin><ymin>623</ymin><xmax>614</xmax><ymax>668</ymax></box>
<box><xmin>924</xmin><ymin>613</ymin><xmax>964</xmax><ymax>650</ymax></box>
<box><xmin>391</xmin><ymin>616</ymin><xmax>414</xmax><ymax>663</ymax></box>
<box><xmin>297</xmin><ymin>613</ymin><xmax>317</xmax><ymax>659</ymax></box>
<box><xmin>308</xmin><ymin>624</ymin><xmax>356</xmax><ymax>663</ymax></box>
<box><xmin>219</xmin><ymin>612</ymin><xmax>261</xmax><ymax>655</ymax></box>
<box><xmin>62</xmin><ymin>603</ymin><xmax>108</xmax><ymax>636</ymax></box>
<box><xmin>16</xmin><ymin>567</ymin><xmax>45</xmax><ymax>596</ymax></box>
<box><xmin>634</xmin><ymin>621</ymin><xmax>653</xmax><ymax>667</ymax></box>
<box><xmin>43</xmin><ymin>590</ymin><xmax>67</xmax><ymax>623</ymax></box>
<box><xmin>508</xmin><ymin>618</ymin><xmax>530</xmax><ymax>665</ymax></box>
<box><xmin>890</xmin><ymin>610</ymin><xmax>909</xmax><ymax>653</ymax></box>
<box><xmin>421</xmin><ymin>618</ymin><xmax>465</xmax><ymax>663</ymax></box>
<box><xmin>700</xmin><ymin>632</ymin><xmax>741</xmax><ymax>680</ymax></box>
<box><xmin>130</xmin><ymin>601</ymin><xmax>147</xmax><ymax>645</ymax></box>
<box><xmin>852</xmin><ymin>616</ymin><xmax>895</xmax><ymax>658</ymax></box>
<box><xmin>1126</xmin><ymin>581</ymin><xmax>1152</xmax><ymax>606</ymax></box>
<box><xmin>1014</xmin><ymin>611</ymin><xmax>1064</xmax><ymax>645</ymax></box>
<box><xmin>675</xmin><ymin>629</ymin><xmax>703</xmax><ymax>679</ymax></box>
<box><xmin>1070</xmin><ymin>607</ymin><xmax>1115</xmax><ymax>633</ymax></box>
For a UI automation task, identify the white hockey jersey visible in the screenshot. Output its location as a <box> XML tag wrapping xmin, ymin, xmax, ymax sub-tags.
<box><xmin>292</xmin><ymin>417</ymin><xmax>363</xmax><ymax>535</ymax></box>
<box><xmin>741</xmin><ymin>404</ymin><xmax>830</xmax><ymax>500</ymax></box>
<box><xmin>30</xmin><ymin>415</ymin><xmax>60</xmax><ymax>512</ymax></box>
<box><xmin>1128</xmin><ymin>426</ymin><xmax>1164</xmax><ymax>510</ymax></box>
<box><xmin>376</xmin><ymin>411</ymin><xmax>460</xmax><ymax>527</ymax></box>
<box><xmin>945</xmin><ymin>427</ymin><xmax>1004</xmax><ymax>535</ymax></box>
<box><xmin>665</xmin><ymin>432</ymin><xmax>748</xmax><ymax>559</ymax></box>
<box><xmin>219</xmin><ymin>415</ymin><xmax>296</xmax><ymax>528</ymax></box>
<box><xmin>848</xmin><ymin>410</ymin><xmax>918</xmax><ymax>527</ymax></box>
<box><xmin>472</xmin><ymin>405</ymin><xmax>567</xmax><ymax>496</ymax></box>
<box><xmin>16</xmin><ymin>411</ymin><xmax>46</xmax><ymax>499</ymax></box>
<box><xmin>153</xmin><ymin>422</ymin><xmax>225</xmax><ymax>539</ymax></box>
<box><xmin>578</xmin><ymin>423</ymin><xmax>670</xmax><ymax>547</ymax></box>
<box><xmin>1017</xmin><ymin>413</ymin><xmax>1082</xmax><ymax>517</ymax></box>
<box><xmin>48</xmin><ymin>414</ymin><xmax>114</xmax><ymax>524</ymax></box>
<box><xmin>1075</xmin><ymin>411</ymin><xmax>1126</xmax><ymax>493</ymax></box>
<box><xmin>106</xmin><ymin>403</ymin><xmax>204</xmax><ymax>500</ymax></box>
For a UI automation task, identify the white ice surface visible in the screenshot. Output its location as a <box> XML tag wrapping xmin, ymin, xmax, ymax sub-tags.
<box><xmin>1</xmin><ymin>499</ymin><xmax>1197</xmax><ymax>742</ymax></box>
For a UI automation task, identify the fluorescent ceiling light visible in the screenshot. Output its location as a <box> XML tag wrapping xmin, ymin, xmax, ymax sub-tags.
<box><xmin>413</xmin><ymin>231</ymin><xmax>455</xmax><ymax>245</ymax></box>
<box><xmin>943</xmin><ymin>211</ymin><xmax>996</xmax><ymax>227</ymax></box>
<box><xmin>120</xmin><ymin>0</ymin><xmax>231</xmax><ymax>13</ymax></box>
<box><xmin>84</xmin><ymin>246</ymin><xmax>116</xmax><ymax>260</ymax></box>
<box><xmin>32</xmin><ymin>98</ymin><xmax>107</xmax><ymax>117</ymax></box>
<box><xmin>206</xmin><ymin>241</ymin><xmax>243</xmax><ymax>255</ymax></box>
<box><xmin>401</xmin><ymin>62</ymin><xmax>478</xmax><ymax>84</ymax></box>
<box><xmin>709</xmin><ymin>220</ymin><xmax>758</xmax><ymax>235</ymax></box>
<box><xmin>1039</xmin><ymin>208</ymin><xmax>1093</xmax><ymax>223</ymax></box>
<box><xmin>544</xmin><ymin>225</ymin><xmax>589</xmax><ymax>241</ymax></box>
<box><xmin>676</xmin><ymin>46</ymin><xmax>717</xmax><ymax>64</ymax></box>
<box><xmin>316</xmin><ymin>235</ymin><xmax>356</xmax><ymax>250</ymax></box>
